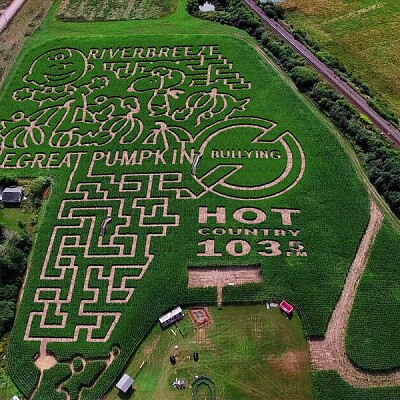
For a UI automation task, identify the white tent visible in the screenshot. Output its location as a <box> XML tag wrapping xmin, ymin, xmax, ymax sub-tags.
<box><xmin>116</xmin><ymin>374</ymin><xmax>134</xmax><ymax>393</ymax></box>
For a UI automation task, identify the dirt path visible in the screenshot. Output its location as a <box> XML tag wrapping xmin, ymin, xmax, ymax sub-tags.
<box><xmin>308</xmin><ymin>201</ymin><xmax>400</xmax><ymax>387</ymax></box>
<box><xmin>188</xmin><ymin>266</ymin><xmax>263</xmax><ymax>306</ymax></box>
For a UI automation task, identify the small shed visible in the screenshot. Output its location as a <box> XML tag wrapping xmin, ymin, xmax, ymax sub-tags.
<box><xmin>2</xmin><ymin>186</ymin><xmax>24</xmax><ymax>204</ymax></box>
<box><xmin>279</xmin><ymin>300</ymin><xmax>294</xmax><ymax>316</ymax></box>
<box><xmin>159</xmin><ymin>307</ymin><xmax>184</xmax><ymax>329</ymax></box>
<box><xmin>116</xmin><ymin>374</ymin><xmax>134</xmax><ymax>393</ymax></box>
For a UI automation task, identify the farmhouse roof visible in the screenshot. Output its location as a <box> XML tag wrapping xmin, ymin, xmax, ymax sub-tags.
<box><xmin>279</xmin><ymin>300</ymin><xmax>294</xmax><ymax>315</ymax></box>
<box><xmin>2</xmin><ymin>186</ymin><xmax>24</xmax><ymax>203</ymax></box>
<box><xmin>116</xmin><ymin>374</ymin><xmax>134</xmax><ymax>393</ymax></box>
<box><xmin>159</xmin><ymin>306</ymin><xmax>183</xmax><ymax>325</ymax></box>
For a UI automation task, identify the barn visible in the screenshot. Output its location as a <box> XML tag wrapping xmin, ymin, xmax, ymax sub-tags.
<box><xmin>2</xmin><ymin>186</ymin><xmax>24</xmax><ymax>204</ymax></box>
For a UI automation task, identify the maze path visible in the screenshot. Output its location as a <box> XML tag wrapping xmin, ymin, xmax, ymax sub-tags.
<box><xmin>0</xmin><ymin>43</ymin><xmax>312</xmax><ymax>399</ymax></box>
<box><xmin>1</xmin><ymin>46</ymin><xmax>251</xmax><ymax>152</ymax></box>
<box><xmin>25</xmin><ymin>157</ymin><xmax>181</xmax><ymax>343</ymax></box>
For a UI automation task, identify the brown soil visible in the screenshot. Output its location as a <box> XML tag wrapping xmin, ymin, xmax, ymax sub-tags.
<box><xmin>42</xmin><ymin>186</ymin><xmax>51</xmax><ymax>199</ymax></box>
<box><xmin>269</xmin><ymin>350</ymin><xmax>309</xmax><ymax>376</ymax></box>
<box><xmin>308</xmin><ymin>201</ymin><xmax>400</xmax><ymax>387</ymax></box>
<box><xmin>34</xmin><ymin>340</ymin><xmax>57</xmax><ymax>371</ymax></box>
<box><xmin>189</xmin><ymin>307</ymin><xmax>212</xmax><ymax>329</ymax></box>
<box><xmin>0</xmin><ymin>0</ymin><xmax>53</xmax><ymax>87</ymax></box>
<box><xmin>188</xmin><ymin>266</ymin><xmax>262</xmax><ymax>306</ymax></box>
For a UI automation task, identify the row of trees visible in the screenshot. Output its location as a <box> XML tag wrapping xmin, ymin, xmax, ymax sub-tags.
<box><xmin>0</xmin><ymin>229</ymin><xmax>32</xmax><ymax>337</ymax></box>
<box><xmin>0</xmin><ymin>175</ymin><xmax>51</xmax><ymax>337</ymax></box>
<box><xmin>187</xmin><ymin>0</ymin><xmax>400</xmax><ymax>217</ymax></box>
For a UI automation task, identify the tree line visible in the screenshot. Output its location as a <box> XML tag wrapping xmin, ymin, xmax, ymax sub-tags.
<box><xmin>0</xmin><ymin>175</ymin><xmax>51</xmax><ymax>337</ymax></box>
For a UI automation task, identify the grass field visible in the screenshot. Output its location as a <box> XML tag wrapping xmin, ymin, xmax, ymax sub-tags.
<box><xmin>57</xmin><ymin>0</ymin><xmax>177</xmax><ymax>21</ymax></box>
<box><xmin>0</xmin><ymin>0</ymin><xmax>12</xmax><ymax>9</ymax></box>
<box><xmin>283</xmin><ymin>0</ymin><xmax>400</xmax><ymax>116</ymax></box>
<box><xmin>106</xmin><ymin>305</ymin><xmax>314</xmax><ymax>400</ymax></box>
<box><xmin>0</xmin><ymin>0</ymin><xmax>53</xmax><ymax>87</ymax></box>
<box><xmin>0</xmin><ymin>206</ymin><xmax>30</xmax><ymax>232</ymax></box>
<box><xmin>1</xmin><ymin>0</ymin><xmax>399</xmax><ymax>398</ymax></box>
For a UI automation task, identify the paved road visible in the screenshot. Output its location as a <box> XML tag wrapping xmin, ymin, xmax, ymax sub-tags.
<box><xmin>0</xmin><ymin>0</ymin><xmax>27</xmax><ymax>33</ymax></box>
<box><xmin>244</xmin><ymin>0</ymin><xmax>400</xmax><ymax>147</ymax></box>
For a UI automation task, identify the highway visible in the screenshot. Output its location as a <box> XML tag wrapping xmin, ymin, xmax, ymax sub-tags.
<box><xmin>0</xmin><ymin>0</ymin><xmax>27</xmax><ymax>33</ymax></box>
<box><xmin>243</xmin><ymin>0</ymin><xmax>400</xmax><ymax>147</ymax></box>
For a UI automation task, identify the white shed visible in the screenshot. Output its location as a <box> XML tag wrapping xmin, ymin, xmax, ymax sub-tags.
<box><xmin>159</xmin><ymin>307</ymin><xmax>184</xmax><ymax>328</ymax></box>
<box><xmin>116</xmin><ymin>373</ymin><xmax>134</xmax><ymax>393</ymax></box>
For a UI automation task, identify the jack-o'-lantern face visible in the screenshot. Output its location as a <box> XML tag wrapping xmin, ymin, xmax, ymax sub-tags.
<box><xmin>25</xmin><ymin>49</ymin><xmax>89</xmax><ymax>87</ymax></box>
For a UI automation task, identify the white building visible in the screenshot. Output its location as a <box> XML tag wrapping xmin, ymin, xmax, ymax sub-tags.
<box><xmin>159</xmin><ymin>307</ymin><xmax>184</xmax><ymax>328</ymax></box>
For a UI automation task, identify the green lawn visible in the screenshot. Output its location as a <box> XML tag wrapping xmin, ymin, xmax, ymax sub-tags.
<box><xmin>107</xmin><ymin>305</ymin><xmax>315</xmax><ymax>400</ymax></box>
<box><xmin>284</xmin><ymin>0</ymin><xmax>400</xmax><ymax>116</ymax></box>
<box><xmin>0</xmin><ymin>205</ymin><xmax>30</xmax><ymax>233</ymax></box>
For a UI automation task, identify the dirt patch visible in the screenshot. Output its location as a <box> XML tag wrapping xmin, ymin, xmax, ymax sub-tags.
<box><xmin>269</xmin><ymin>350</ymin><xmax>308</xmax><ymax>376</ymax></box>
<box><xmin>35</xmin><ymin>351</ymin><xmax>57</xmax><ymax>371</ymax></box>
<box><xmin>42</xmin><ymin>186</ymin><xmax>51</xmax><ymax>199</ymax></box>
<box><xmin>188</xmin><ymin>265</ymin><xmax>263</xmax><ymax>306</ymax></box>
<box><xmin>34</xmin><ymin>340</ymin><xmax>57</xmax><ymax>371</ymax></box>
<box><xmin>189</xmin><ymin>307</ymin><xmax>212</xmax><ymax>329</ymax></box>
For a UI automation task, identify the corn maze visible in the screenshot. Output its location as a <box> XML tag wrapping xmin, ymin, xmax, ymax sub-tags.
<box><xmin>0</xmin><ymin>36</ymin><xmax>370</xmax><ymax>399</ymax></box>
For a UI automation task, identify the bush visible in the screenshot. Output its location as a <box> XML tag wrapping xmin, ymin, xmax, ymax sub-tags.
<box><xmin>27</xmin><ymin>176</ymin><xmax>51</xmax><ymax>208</ymax></box>
<box><xmin>0</xmin><ymin>175</ymin><xmax>18</xmax><ymax>188</ymax></box>
<box><xmin>0</xmin><ymin>285</ymin><xmax>19</xmax><ymax>302</ymax></box>
<box><xmin>290</xmin><ymin>66</ymin><xmax>319</xmax><ymax>92</ymax></box>
<box><xmin>72</xmin><ymin>357</ymin><xmax>84</xmax><ymax>372</ymax></box>
<box><xmin>0</xmin><ymin>301</ymin><xmax>15</xmax><ymax>336</ymax></box>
